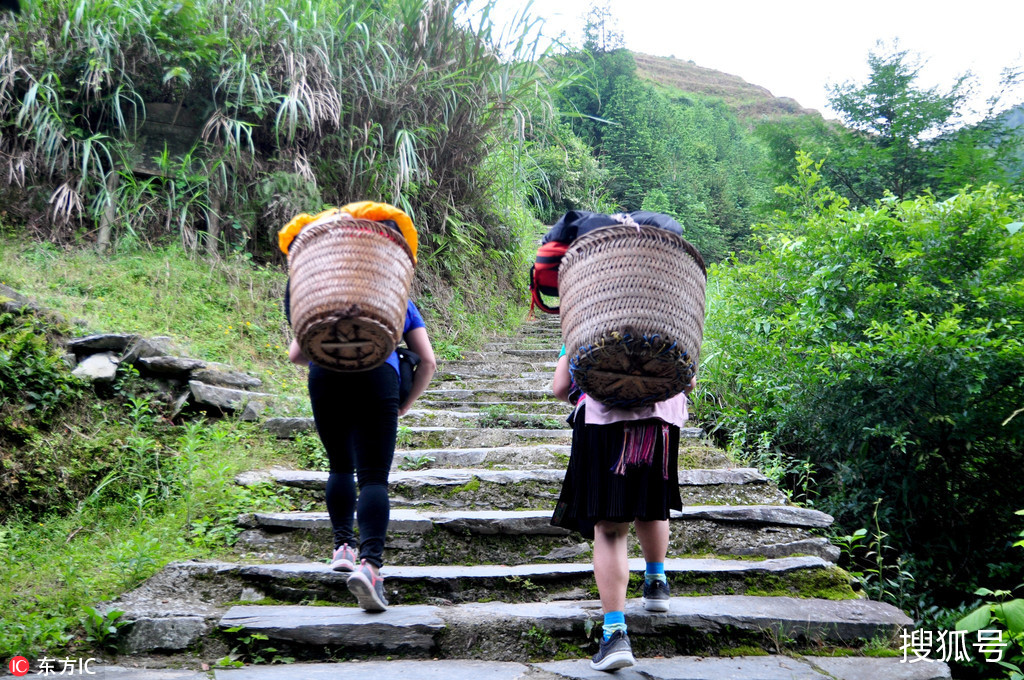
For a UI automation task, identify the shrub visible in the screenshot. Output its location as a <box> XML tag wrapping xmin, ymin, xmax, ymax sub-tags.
<box><xmin>707</xmin><ymin>155</ymin><xmax>1024</xmax><ymax>604</ymax></box>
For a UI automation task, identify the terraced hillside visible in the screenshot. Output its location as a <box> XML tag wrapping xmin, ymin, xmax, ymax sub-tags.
<box><xmin>101</xmin><ymin>315</ymin><xmax>950</xmax><ymax>680</ymax></box>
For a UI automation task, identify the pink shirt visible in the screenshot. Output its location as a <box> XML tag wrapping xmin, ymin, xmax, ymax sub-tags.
<box><xmin>581</xmin><ymin>391</ymin><xmax>689</xmax><ymax>428</ymax></box>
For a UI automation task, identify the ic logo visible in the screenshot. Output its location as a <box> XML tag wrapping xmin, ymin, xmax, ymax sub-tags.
<box><xmin>8</xmin><ymin>656</ymin><xmax>30</xmax><ymax>676</ymax></box>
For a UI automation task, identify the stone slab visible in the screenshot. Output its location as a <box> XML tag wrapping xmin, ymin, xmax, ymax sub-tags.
<box><xmin>137</xmin><ymin>356</ymin><xmax>206</xmax><ymax>375</ymax></box>
<box><xmin>541</xmin><ymin>655</ymin><xmax>823</xmax><ymax>680</ymax></box>
<box><xmin>250</xmin><ymin>506</ymin><xmax>832</xmax><ymax>537</ymax></box>
<box><xmin>86</xmin><ymin>668</ymin><xmax>208</xmax><ymax>679</ymax></box>
<box><xmin>69</xmin><ymin>333</ymin><xmax>138</xmax><ymax>353</ymax></box>
<box><xmin>253</xmin><ymin>508</ymin><xmax>434</xmax><ymax>534</ymax></box>
<box><xmin>214</xmin><ymin>660</ymin><xmax>532</xmax><ymax>680</ymax></box>
<box><xmin>809</xmin><ymin>656</ymin><xmax>951</xmax><ymax>679</ymax></box>
<box><xmin>259</xmin><ymin>468</ymin><xmax>566</xmax><ymax>490</ymax></box>
<box><xmin>439</xmin><ymin>595</ymin><xmax>911</xmax><ymax>642</ymax></box>
<box><xmin>673</xmin><ymin>505</ymin><xmax>834</xmax><ymax>528</ymax></box>
<box><xmin>236</xmin><ymin>555</ymin><xmax>828</xmax><ymax>584</ymax></box>
<box><xmin>219</xmin><ymin>604</ymin><xmax>444</xmax><ymax>649</ymax></box>
<box><xmin>677</xmin><ymin>468</ymin><xmax>767</xmax><ymax>485</ymax></box>
<box><xmin>189</xmin><ymin>380</ymin><xmax>274</xmax><ymax>412</ymax></box>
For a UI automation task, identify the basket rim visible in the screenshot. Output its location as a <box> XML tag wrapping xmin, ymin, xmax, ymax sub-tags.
<box><xmin>565</xmin><ymin>224</ymin><xmax>707</xmax><ymax>279</ymax></box>
<box><xmin>290</xmin><ymin>214</ymin><xmax>415</xmax><ymax>264</ymax></box>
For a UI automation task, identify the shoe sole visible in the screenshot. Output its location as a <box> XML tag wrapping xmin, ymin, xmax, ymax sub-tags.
<box><xmin>643</xmin><ymin>596</ymin><xmax>670</xmax><ymax>612</ymax></box>
<box><xmin>590</xmin><ymin>650</ymin><xmax>635</xmax><ymax>671</ymax></box>
<box><xmin>331</xmin><ymin>558</ymin><xmax>355</xmax><ymax>572</ymax></box>
<box><xmin>347</xmin><ymin>571</ymin><xmax>387</xmax><ymax>612</ymax></box>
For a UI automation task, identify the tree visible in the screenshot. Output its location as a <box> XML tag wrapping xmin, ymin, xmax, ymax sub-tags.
<box><xmin>826</xmin><ymin>41</ymin><xmax>969</xmax><ymax>202</ymax></box>
<box><xmin>582</xmin><ymin>1</ymin><xmax>624</xmax><ymax>54</ymax></box>
<box><xmin>759</xmin><ymin>43</ymin><xmax>1021</xmax><ymax>208</ymax></box>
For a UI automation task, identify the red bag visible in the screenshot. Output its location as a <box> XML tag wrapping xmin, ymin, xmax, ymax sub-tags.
<box><xmin>528</xmin><ymin>240</ymin><xmax>569</xmax><ymax>314</ymax></box>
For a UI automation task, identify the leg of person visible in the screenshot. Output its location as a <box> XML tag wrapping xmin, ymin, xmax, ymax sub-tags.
<box><xmin>308</xmin><ymin>365</ymin><xmax>359</xmax><ymax>571</ymax></box>
<box><xmin>590</xmin><ymin>520</ymin><xmax>635</xmax><ymax>671</ymax></box>
<box><xmin>636</xmin><ymin>519</ymin><xmax>671</xmax><ymax>612</ymax></box>
<box><xmin>345</xmin><ymin>364</ymin><xmax>399</xmax><ymax>612</ymax></box>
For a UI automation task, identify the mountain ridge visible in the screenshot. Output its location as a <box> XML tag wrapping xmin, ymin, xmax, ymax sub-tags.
<box><xmin>632</xmin><ymin>51</ymin><xmax>823</xmax><ymax>120</ymax></box>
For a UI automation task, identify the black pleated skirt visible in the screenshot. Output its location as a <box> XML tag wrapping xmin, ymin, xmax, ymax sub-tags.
<box><xmin>551</xmin><ymin>403</ymin><xmax>682</xmax><ymax>540</ymax></box>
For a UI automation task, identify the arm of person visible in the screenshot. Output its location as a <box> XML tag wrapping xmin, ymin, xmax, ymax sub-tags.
<box><xmin>288</xmin><ymin>337</ymin><xmax>309</xmax><ymax>365</ymax></box>
<box><xmin>399</xmin><ymin>326</ymin><xmax>436</xmax><ymax>416</ymax></box>
<box><xmin>552</xmin><ymin>354</ymin><xmax>571</xmax><ymax>403</ymax></box>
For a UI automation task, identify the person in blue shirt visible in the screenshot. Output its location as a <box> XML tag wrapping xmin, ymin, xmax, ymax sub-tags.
<box><xmin>288</xmin><ymin>298</ymin><xmax>436</xmax><ymax>611</ymax></box>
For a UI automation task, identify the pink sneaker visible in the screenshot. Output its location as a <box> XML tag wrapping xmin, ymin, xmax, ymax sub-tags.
<box><xmin>347</xmin><ymin>559</ymin><xmax>388</xmax><ymax>612</ymax></box>
<box><xmin>330</xmin><ymin>543</ymin><xmax>357</xmax><ymax>572</ymax></box>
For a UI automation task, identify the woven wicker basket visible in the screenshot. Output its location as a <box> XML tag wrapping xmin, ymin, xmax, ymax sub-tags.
<box><xmin>559</xmin><ymin>225</ymin><xmax>706</xmax><ymax>407</ymax></box>
<box><xmin>288</xmin><ymin>215</ymin><xmax>414</xmax><ymax>371</ymax></box>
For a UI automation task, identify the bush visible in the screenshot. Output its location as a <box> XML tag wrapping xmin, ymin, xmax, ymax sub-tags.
<box><xmin>707</xmin><ymin>155</ymin><xmax>1024</xmax><ymax>604</ymax></box>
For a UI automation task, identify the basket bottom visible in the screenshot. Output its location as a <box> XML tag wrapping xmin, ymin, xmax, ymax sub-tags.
<box><xmin>300</xmin><ymin>316</ymin><xmax>396</xmax><ymax>371</ymax></box>
<box><xmin>569</xmin><ymin>335</ymin><xmax>695</xmax><ymax>408</ymax></box>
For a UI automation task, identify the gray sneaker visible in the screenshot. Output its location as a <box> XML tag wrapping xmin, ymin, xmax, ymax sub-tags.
<box><xmin>590</xmin><ymin>630</ymin><xmax>635</xmax><ymax>672</ymax></box>
<box><xmin>347</xmin><ymin>560</ymin><xmax>388</xmax><ymax>612</ymax></box>
<box><xmin>642</xmin><ymin>578</ymin><xmax>671</xmax><ymax>612</ymax></box>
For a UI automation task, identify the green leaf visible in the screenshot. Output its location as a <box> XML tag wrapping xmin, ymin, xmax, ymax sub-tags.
<box><xmin>956</xmin><ymin>604</ymin><xmax>992</xmax><ymax>632</ymax></box>
<box><xmin>1006</xmin><ymin>221</ymin><xmax>1023</xmax><ymax>235</ymax></box>
<box><xmin>997</xmin><ymin>599</ymin><xmax>1024</xmax><ymax>636</ymax></box>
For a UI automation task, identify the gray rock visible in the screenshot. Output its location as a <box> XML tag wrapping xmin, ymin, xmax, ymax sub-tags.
<box><xmin>121</xmin><ymin>336</ymin><xmax>177</xmax><ymax>363</ymax></box>
<box><xmin>263</xmin><ymin>417</ymin><xmax>315</xmax><ymax>438</ymax></box>
<box><xmin>212</xmin><ymin>660</ymin><xmax>533</xmax><ymax>680</ymax></box>
<box><xmin>219</xmin><ymin>604</ymin><xmax>444</xmax><ymax>649</ymax></box>
<box><xmin>673</xmin><ymin>505</ymin><xmax>834</xmax><ymax>529</ymax></box>
<box><xmin>188</xmin><ymin>380</ymin><xmax>274</xmax><ymax>413</ymax></box>
<box><xmin>192</xmin><ymin>367</ymin><xmax>262</xmax><ymax>389</ymax></box>
<box><xmin>69</xmin><ymin>333</ymin><xmax>138</xmax><ymax>353</ymax></box>
<box><xmin>240</xmin><ymin>400</ymin><xmax>266</xmax><ymax>421</ymax></box>
<box><xmin>136</xmin><ymin>356</ymin><xmax>206</xmax><ymax>376</ymax></box>
<box><xmin>122</xmin><ymin>615</ymin><xmax>208</xmax><ymax>652</ymax></box>
<box><xmin>72</xmin><ymin>352</ymin><xmax>119</xmax><ymax>383</ymax></box>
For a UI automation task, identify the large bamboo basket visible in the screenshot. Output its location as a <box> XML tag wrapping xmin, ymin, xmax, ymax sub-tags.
<box><xmin>288</xmin><ymin>215</ymin><xmax>414</xmax><ymax>371</ymax></box>
<box><xmin>559</xmin><ymin>225</ymin><xmax>707</xmax><ymax>407</ymax></box>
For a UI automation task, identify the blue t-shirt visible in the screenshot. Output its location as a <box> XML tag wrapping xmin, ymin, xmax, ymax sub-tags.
<box><xmin>383</xmin><ymin>300</ymin><xmax>425</xmax><ymax>377</ymax></box>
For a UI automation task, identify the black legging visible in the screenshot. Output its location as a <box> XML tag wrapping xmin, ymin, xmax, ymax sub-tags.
<box><xmin>308</xmin><ymin>362</ymin><xmax>399</xmax><ymax>569</ymax></box>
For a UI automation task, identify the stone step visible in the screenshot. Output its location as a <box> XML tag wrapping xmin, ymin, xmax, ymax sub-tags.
<box><xmin>431</xmin><ymin>375</ymin><xmax>555</xmax><ymax>391</ymax></box>
<box><xmin>208</xmin><ymin>555</ymin><xmax>842</xmax><ymax>605</ymax></box>
<box><xmin>262</xmin><ymin>419</ymin><xmax>572</xmax><ymax>448</ymax></box>
<box><xmin>216</xmin><ymin>595</ymin><xmax>911</xmax><ymax>660</ymax></box>
<box><xmin>204</xmin><ymin>656</ymin><xmax>950</xmax><ymax>680</ymax></box>
<box><xmin>397</xmin><ymin>426</ymin><xmax>572</xmax><ymax>449</ymax></box>
<box><xmin>420</xmin><ymin>387</ymin><xmax>560</xmax><ymax>404</ymax></box>
<box><xmin>460</xmin><ymin>348</ymin><xmax>560</xmax><ymax>362</ymax></box>
<box><xmin>242</xmin><ymin>467</ymin><xmax>785</xmax><ymax>508</ymax></box>
<box><xmin>416</xmin><ymin>400</ymin><xmax>569</xmax><ymax>414</ymax></box>
<box><xmin>400</xmin><ymin>409</ymin><xmax>567</xmax><ymax>430</ymax></box>
<box><xmin>235</xmin><ymin>505</ymin><xmax>837</xmax><ymax>565</ymax></box>
<box><xmin>393</xmin><ymin>445</ymin><xmax>571</xmax><ymax>469</ymax></box>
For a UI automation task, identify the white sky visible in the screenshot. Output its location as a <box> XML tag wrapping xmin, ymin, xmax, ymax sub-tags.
<box><xmin>484</xmin><ymin>0</ymin><xmax>1024</xmax><ymax>120</ymax></box>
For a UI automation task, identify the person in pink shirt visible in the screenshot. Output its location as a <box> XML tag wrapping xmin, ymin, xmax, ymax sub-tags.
<box><xmin>550</xmin><ymin>346</ymin><xmax>696</xmax><ymax>671</ymax></box>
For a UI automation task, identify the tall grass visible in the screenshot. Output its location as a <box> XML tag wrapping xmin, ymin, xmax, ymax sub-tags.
<box><xmin>0</xmin><ymin>0</ymin><xmax>574</xmax><ymax>273</ymax></box>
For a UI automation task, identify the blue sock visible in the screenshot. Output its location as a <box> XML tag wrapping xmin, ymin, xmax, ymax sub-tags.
<box><xmin>602</xmin><ymin>611</ymin><xmax>626</xmax><ymax>641</ymax></box>
<box><xmin>645</xmin><ymin>562</ymin><xmax>666</xmax><ymax>583</ymax></box>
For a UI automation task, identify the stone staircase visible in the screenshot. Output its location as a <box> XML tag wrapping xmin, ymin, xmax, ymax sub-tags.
<box><xmin>105</xmin><ymin>315</ymin><xmax>951</xmax><ymax>679</ymax></box>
